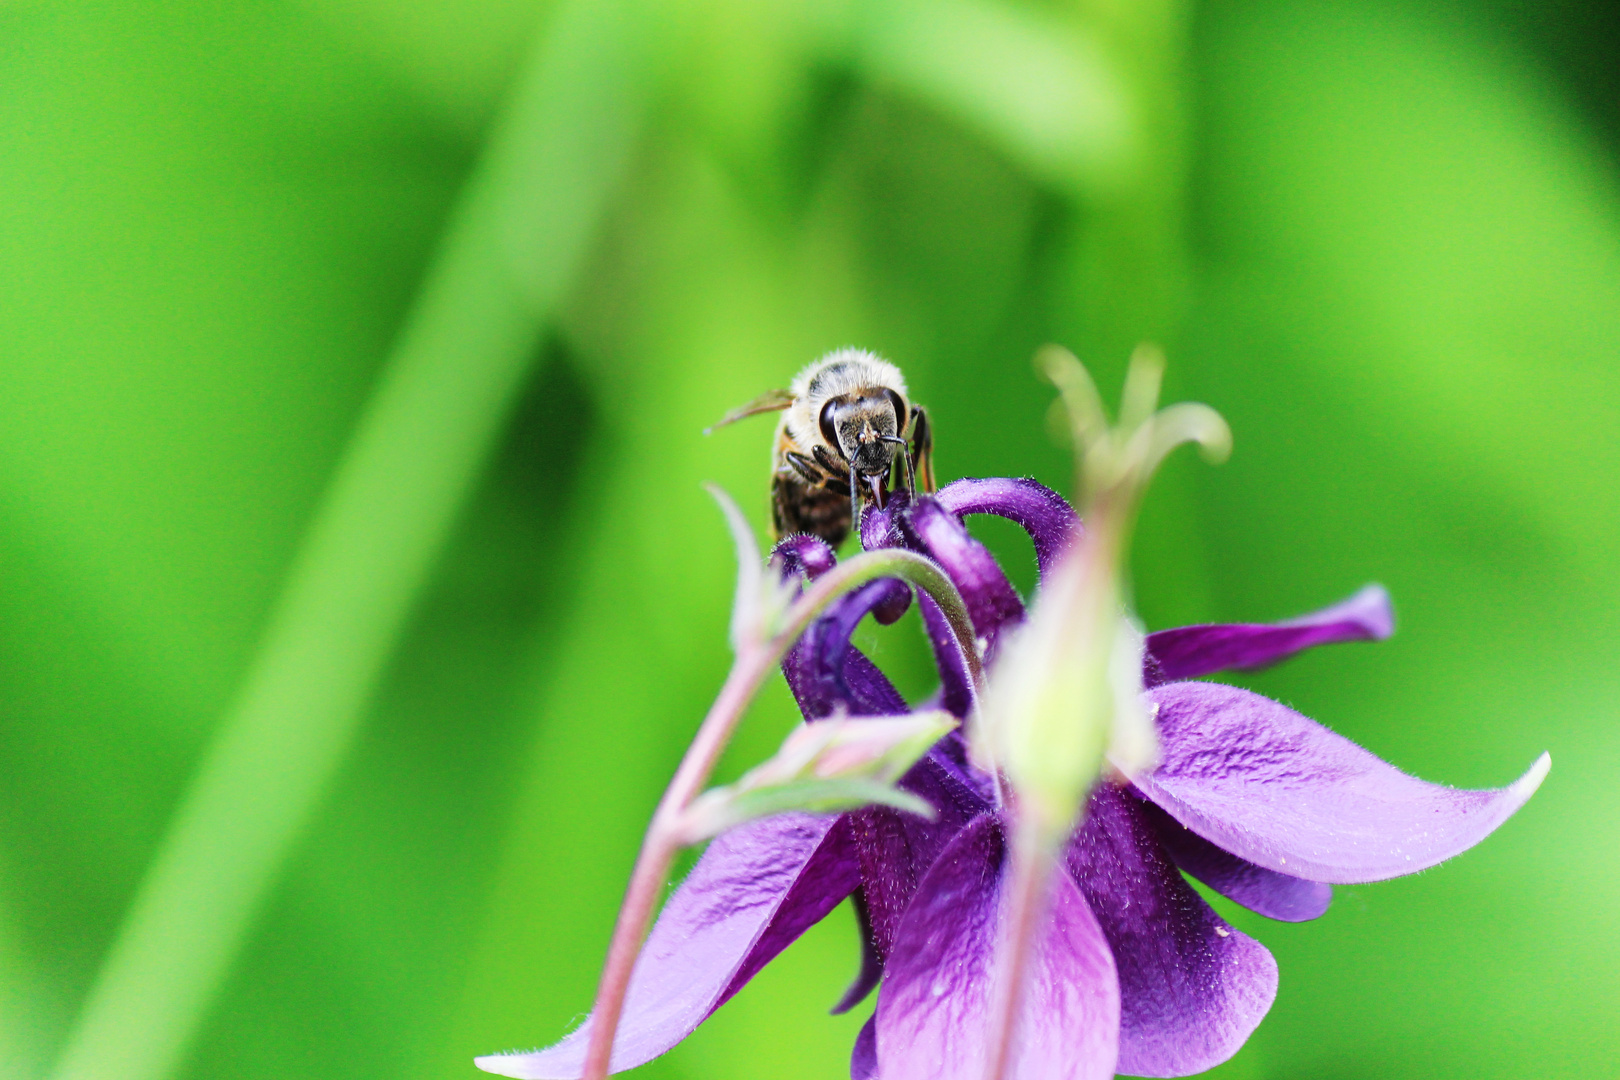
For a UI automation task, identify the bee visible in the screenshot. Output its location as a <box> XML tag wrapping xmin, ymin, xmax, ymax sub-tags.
<box><xmin>709</xmin><ymin>348</ymin><xmax>935</xmax><ymax>547</ymax></box>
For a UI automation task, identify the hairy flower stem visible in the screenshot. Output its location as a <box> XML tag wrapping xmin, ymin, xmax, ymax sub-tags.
<box><xmin>982</xmin><ymin>811</ymin><xmax>1058</xmax><ymax>1080</ymax></box>
<box><xmin>580</xmin><ymin>549</ymin><xmax>981</xmax><ymax>1079</ymax></box>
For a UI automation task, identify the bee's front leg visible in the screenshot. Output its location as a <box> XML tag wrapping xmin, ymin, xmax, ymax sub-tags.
<box><xmin>785</xmin><ymin>451</ymin><xmax>824</xmax><ymax>485</ymax></box>
<box><xmin>811</xmin><ymin>444</ymin><xmax>844</xmax><ymax>477</ymax></box>
<box><xmin>907</xmin><ymin>405</ymin><xmax>936</xmax><ymax>494</ymax></box>
<box><xmin>787</xmin><ymin>451</ymin><xmax>850</xmax><ymax>495</ymax></box>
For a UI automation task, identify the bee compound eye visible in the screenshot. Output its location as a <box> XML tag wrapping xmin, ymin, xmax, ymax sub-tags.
<box><xmin>884</xmin><ymin>388</ymin><xmax>907</xmax><ymax>432</ymax></box>
<box><xmin>819</xmin><ymin>399</ymin><xmax>845</xmax><ymax>458</ymax></box>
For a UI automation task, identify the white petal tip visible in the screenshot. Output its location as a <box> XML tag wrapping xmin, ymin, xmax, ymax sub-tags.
<box><xmin>1513</xmin><ymin>752</ymin><xmax>1552</xmax><ymax>800</ymax></box>
<box><xmin>471</xmin><ymin>1055</ymin><xmax>530</xmax><ymax>1079</ymax></box>
<box><xmin>1351</xmin><ymin>583</ymin><xmax>1396</xmax><ymax>639</ymax></box>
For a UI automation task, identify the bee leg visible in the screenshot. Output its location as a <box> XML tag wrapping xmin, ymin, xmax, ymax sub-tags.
<box><xmin>785</xmin><ymin>451</ymin><xmax>824</xmax><ymax>486</ymax></box>
<box><xmin>908</xmin><ymin>405</ymin><xmax>936</xmax><ymax>494</ymax></box>
<box><xmin>811</xmin><ymin>443</ymin><xmax>845</xmax><ymax>477</ymax></box>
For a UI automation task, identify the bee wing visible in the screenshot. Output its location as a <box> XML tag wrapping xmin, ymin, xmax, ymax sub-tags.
<box><xmin>704</xmin><ymin>388</ymin><xmax>795</xmax><ymax>434</ymax></box>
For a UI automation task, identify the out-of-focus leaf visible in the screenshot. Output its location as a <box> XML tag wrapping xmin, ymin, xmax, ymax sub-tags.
<box><xmin>1188</xmin><ymin>0</ymin><xmax>1620</xmax><ymax>1074</ymax></box>
<box><xmin>44</xmin><ymin>3</ymin><xmax>658</xmax><ymax>1080</ymax></box>
<box><xmin>851</xmin><ymin>0</ymin><xmax>1134</xmax><ymax>196</ymax></box>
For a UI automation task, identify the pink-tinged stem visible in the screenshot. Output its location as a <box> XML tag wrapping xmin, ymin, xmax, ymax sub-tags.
<box><xmin>982</xmin><ymin>812</ymin><xmax>1057</xmax><ymax>1080</ymax></box>
<box><xmin>580</xmin><ymin>548</ymin><xmax>982</xmax><ymax>1080</ymax></box>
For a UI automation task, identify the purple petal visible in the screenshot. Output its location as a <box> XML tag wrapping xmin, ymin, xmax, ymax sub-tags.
<box><xmin>1136</xmin><ymin>793</ymin><xmax>1331</xmax><ymax>922</ymax></box>
<box><xmin>1135</xmin><ymin>681</ymin><xmax>1552</xmax><ymax>884</ymax></box>
<box><xmin>935</xmin><ymin>477</ymin><xmax>1080</xmax><ymax>579</ymax></box>
<box><xmin>476</xmin><ymin>813</ymin><xmax>860</xmax><ymax>1079</ymax></box>
<box><xmin>778</xmin><ymin>535</ymin><xmax>914</xmax><ymax>722</ymax></box>
<box><xmin>1145</xmin><ymin>584</ymin><xmax>1394</xmax><ymax>685</ymax></box>
<box><xmin>898</xmin><ymin>497</ymin><xmax>1024</xmax><ymax>650</ymax></box>
<box><xmin>871</xmin><ymin>580</ymin><xmax>915</xmax><ymax>625</ymax></box>
<box><xmin>785</xmin><ymin>642</ymin><xmax>909</xmax><ymax>720</ymax></box>
<box><xmin>849</xmin><ymin>755</ymin><xmax>991</xmax><ymax>968</ymax></box>
<box><xmin>851</xmin><ymin>1016</ymin><xmax>879</xmax><ymax>1080</ymax></box>
<box><xmin>1066</xmin><ymin>784</ymin><xmax>1278</xmax><ymax>1076</ymax></box>
<box><xmin>875</xmin><ymin>813</ymin><xmax>1119</xmax><ymax>1080</ymax></box>
<box><xmin>831</xmin><ymin>889</ymin><xmax>884</xmax><ymax>1014</ymax></box>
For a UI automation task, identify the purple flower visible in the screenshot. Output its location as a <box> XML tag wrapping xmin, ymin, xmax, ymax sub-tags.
<box><xmin>478</xmin><ymin>478</ymin><xmax>1547</xmax><ymax>1080</ymax></box>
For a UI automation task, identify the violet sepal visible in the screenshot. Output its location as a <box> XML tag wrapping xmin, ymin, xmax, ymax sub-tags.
<box><xmin>1135</xmin><ymin>793</ymin><xmax>1331</xmax><ymax>923</ymax></box>
<box><xmin>476</xmin><ymin>814</ymin><xmax>860</xmax><ymax>1079</ymax></box>
<box><xmin>1135</xmin><ymin>681</ymin><xmax>1551</xmax><ymax>884</ymax></box>
<box><xmin>1145</xmin><ymin>584</ymin><xmax>1393</xmax><ymax>685</ymax></box>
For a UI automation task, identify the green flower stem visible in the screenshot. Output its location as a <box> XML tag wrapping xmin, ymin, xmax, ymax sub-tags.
<box><xmin>581</xmin><ymin>548</ymin><xmax>980</xmax><ymax>1080</ymax></box>
<box><xmin>48</xmin><ymin>5</ymin><xmax>655</xmax><ymax>1080</ymax></box>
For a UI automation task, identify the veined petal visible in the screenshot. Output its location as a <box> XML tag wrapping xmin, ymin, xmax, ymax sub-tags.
<box><xmin>860</xmin><ymin>502</ymin><xmax>900</xmax><ymax>551</ymax></box>
<box><xmin>1135</xmin><ymin>793</ymin><xmax>1331</xmax><ymax>922</ymax></box>
<box><xmin>935</xmin><ymin>477</ymin><xmax>1080</xmax><ymax>579</ymax></box>
<box><xmin>1135</xmin><ymin>681</ymin><xmax>1551</xmax><ymax>885</ymax></box>
<box><xmin>1144</xmin><ymin>585</ymin><xmax>1393</xmax><ymax>685</ymax></box>
<box><xmin>849</xmin><ymin>755</ymin><xmax>991</xmax><ymax>974</ymax></box>
<box><xmin>875</xmin><ymin>814</ymin><xmax>1119</xmax><ymax>1080</ymax></box>
<box><xmin>476</xmin><ymin>813</ymin><xmax>860</xmax><ymax>1079</ymax></box>
<box><xmin>1065</xmin><ymin>785</ymin><xmax>1278</xmax><ymax>1077</ymax></box>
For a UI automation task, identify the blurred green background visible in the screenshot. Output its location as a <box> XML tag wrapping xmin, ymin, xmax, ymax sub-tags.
<box><xmin>2</xmin><ymin>0</ymin><xmax>1617</xmax><ymax>1077</ymax></box>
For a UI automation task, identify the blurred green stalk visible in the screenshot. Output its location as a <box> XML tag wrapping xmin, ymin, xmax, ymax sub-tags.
<box><xmin>47</xmin><ymin>4</ymin><xmax>656</xmax><ymax>1080</ymax></box>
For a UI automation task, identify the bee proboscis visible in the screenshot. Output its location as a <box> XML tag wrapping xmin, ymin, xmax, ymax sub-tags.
<box><xmin>708</xmin><ymin>348</ymin><xmax>935</xmax><ymax>547</ymax></box>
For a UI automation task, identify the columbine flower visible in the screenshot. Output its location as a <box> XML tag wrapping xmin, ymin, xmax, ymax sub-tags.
<box><xmin>477</xmin><ymin>477</ymin><xmax>1547</xmax><ymax>1080</ymax></box>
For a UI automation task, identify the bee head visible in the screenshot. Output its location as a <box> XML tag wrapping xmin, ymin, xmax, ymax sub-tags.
<box><xmin>820</xmin><ymin>388</ymin><xmax>906</xmax><ymax>476</ymax></box>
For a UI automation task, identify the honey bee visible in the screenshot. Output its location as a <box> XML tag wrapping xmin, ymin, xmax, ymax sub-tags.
<box><xmin>709</xmin><ymin>348</ymin><xmax>935</xmax><ymax>547</ymax></box>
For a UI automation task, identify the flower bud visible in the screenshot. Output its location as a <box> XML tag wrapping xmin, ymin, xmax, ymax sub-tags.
<box><xmin>672</xmin><ymin>710</ymin><xmax>957</xmax><ymax>844</ymax></box>
<box><xmin>975</xmin><ymin>346</ymin><xmax>1228</xmax><ymax>842</ymax></box>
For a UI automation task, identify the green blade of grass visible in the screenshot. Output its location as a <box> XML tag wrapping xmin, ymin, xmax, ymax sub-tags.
<box><xmin>47</xmin><ymin>4</ymin><xmax>657</xmax><ymax>1080</ymax></box>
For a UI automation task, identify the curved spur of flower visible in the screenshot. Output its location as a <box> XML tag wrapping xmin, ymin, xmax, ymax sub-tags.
<box><xmin>932</xmin><ymin>476</ymin><xmax>1081</xmax><ymax>578</ymax></box>
<box><xmin>774</xmin><ymin>554</ymin><xmax>994</xmax><ymax>1017</ymax></box>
